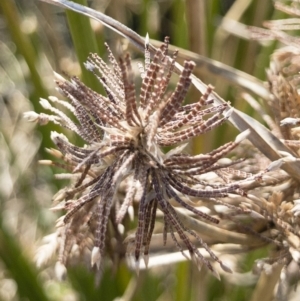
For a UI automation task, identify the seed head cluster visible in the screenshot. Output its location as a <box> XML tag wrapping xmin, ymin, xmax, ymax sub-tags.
<box><xmin>25</xmin><ymin>37</ymin><xmax>260</xmax><ymax>277</ymax></box>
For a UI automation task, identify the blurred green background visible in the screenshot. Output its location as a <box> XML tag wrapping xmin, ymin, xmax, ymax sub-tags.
<box><xmin>0</xmin><ymin>0</ymin><xmax>288</xmax><ymax>300</ymax></box>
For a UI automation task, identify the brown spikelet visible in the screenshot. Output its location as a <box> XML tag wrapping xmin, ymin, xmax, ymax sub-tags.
<box><xmin>29</xmin><ymin>38</ymin><xmax>265</xmax><ymax>277</ymax></box>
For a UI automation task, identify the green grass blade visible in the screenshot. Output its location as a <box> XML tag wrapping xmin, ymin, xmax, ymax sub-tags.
<box><xmin>65</xmin><ymin>0</ymin><xmax>101</xmax><ymax>92</ymax></box>
<box><xmin>0</xmin><ymin>222</ymin><xmax>50</xmax><ymax>301</ymax></box>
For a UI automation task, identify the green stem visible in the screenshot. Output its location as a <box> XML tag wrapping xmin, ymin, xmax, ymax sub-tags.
<box><xmin>171</xmin><ymin>0</ymin><xmax>189</xmax><ymax>49</ymax></box>
<box><xmin>65</xmin><ymin>0</ymin><xmax>101</xmax><ymax>93</ymax></box>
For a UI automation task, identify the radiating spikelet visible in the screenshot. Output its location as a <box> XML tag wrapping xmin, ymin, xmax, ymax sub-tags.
<box><xmin>27</xmin><ymin>37</ymin><xmax>269</xmax><ymax>277</ymax></box>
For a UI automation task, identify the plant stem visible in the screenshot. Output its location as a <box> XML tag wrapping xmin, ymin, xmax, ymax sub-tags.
<box><xmin>65</xmin><ymin>0</ymin><xmax>101</xmax><ymax>93</ymax></box>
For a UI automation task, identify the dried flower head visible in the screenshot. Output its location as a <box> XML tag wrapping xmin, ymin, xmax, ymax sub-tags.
<box><xmin>27</xmin><ymin>37</ymin><xmax>264</xmax><ymax>278</ymax></box>
<box><xmin>244</xmin><ymin>2</ymin><xmax>300</xmax><ymax>289</ymax></box>
<box><xmin>264</xmin><ymin>45</ymin><xmax>300</xmax><ymax>273</ymax></box>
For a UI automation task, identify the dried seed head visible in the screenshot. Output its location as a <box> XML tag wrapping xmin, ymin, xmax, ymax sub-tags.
<box><xmin>32</xmin><ymin>38</ymin><xmax>257</xmax><ymax>276</ymax></box>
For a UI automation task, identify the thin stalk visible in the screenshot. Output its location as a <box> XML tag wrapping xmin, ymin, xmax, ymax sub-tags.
<box><xmin>185</xmin><ymin>0</ymin><xmax>207</xmax><ymax>55</ymax></box>
<box><xmin>65</xmin><ymin>0</ymin><xmax>101</xmax><ymax>93</ymax></box>
<box><xmin>171</xmin><ymin>0</ymin><xmax>189</xmax><ymax>49</ymax></box>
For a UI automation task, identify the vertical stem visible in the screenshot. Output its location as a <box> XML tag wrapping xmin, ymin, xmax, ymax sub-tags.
<box><xmin>65</xmin><ymin>0</ymin><xmax>101</xmax><ymax>93</ymax></box>
<box><xmin>185</xmin><ymin>0</ymin><xmax>207</xmax><ymax>56</ymax></box>
<box><xmin>171</xmin><ymin>0</ymin><xmax>189</xmax><ymax>49</ymax></box>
